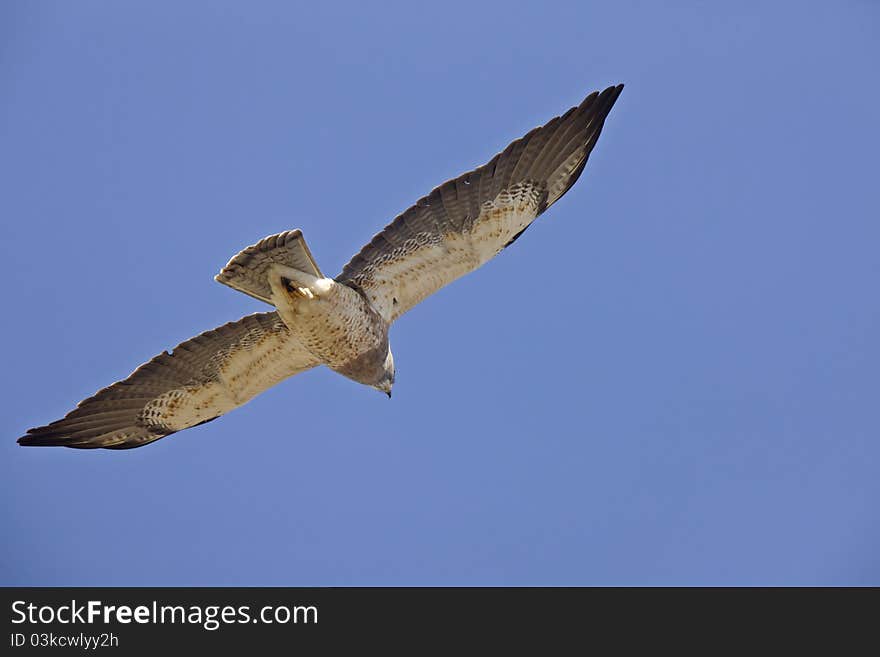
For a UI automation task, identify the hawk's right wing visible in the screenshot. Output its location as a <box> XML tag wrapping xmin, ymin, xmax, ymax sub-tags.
<box><xmin>19</xmin><ymin>312</ymin><xmax>319</xmax><ymax>449</ymax></box>
<box><xmin>338</xmin><ymin>85</ymin><xmax>623</xmax><ymax>323</ymax></box>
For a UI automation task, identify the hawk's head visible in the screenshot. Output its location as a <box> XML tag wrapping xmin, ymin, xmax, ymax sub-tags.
<box><xmin>373</xmin><ymin>348</ymin><xmax>395</xmax><ymax>398</ymax></box>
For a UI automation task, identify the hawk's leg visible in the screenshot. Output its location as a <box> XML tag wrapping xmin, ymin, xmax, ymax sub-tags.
<box><xmin>267</xmin><ymin>263</ymin><xmax>333</xmax><ymax>301</ymax></box>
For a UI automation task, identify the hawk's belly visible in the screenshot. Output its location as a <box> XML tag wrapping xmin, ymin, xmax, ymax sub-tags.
<box><xmin>271</xmin><ymin>277</ymin><xmax>390</xmax><ymax>387</ymax></box>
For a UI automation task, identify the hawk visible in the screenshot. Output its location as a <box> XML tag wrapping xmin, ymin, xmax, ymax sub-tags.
<box><xmin>19</xmin><ymin>84</ymin><xmax>623</xmax><ymax>449</ymax></box>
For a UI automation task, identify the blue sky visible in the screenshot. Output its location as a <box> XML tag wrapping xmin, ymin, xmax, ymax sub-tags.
<box><xmin>2</xmin><ymin>1</ymin><xmax>878</xmax><ymax>585</ymax></box>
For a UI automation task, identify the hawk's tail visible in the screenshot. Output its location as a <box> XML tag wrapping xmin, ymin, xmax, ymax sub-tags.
<box><xmin>215</xmin><ymin>230</ymin><xmax>323</xmax><ymax>305</ymax></box>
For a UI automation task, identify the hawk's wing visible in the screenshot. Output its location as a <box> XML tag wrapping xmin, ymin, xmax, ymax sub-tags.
<box><xmin>19</xmin><ymin>312</ymin><xmax>318</xmax><ymax>449</ymax></box>
<box><xmin>338</xmin><ymin>84</ymin><xmax>623</xmax><ymax>323</ymax></box>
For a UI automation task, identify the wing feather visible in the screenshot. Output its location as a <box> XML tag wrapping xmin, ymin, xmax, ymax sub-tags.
<box><xmin>338</xmin><ymin>84</ymin><xmax>623</xmax><ymax>322</ymax></box>
<box><xmin>19</xmin><ymin>312</ymin><xmax>319</xmax><ymax>449</ymax></box>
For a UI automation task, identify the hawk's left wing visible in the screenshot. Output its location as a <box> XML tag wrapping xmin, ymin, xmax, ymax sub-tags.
<box><xmin>338</xmin><ymin>84</ymin><xmax>623</xmax><ymax>323</ymax></box>
<box><xmin>19</xmin><ymin>312</ymin><xmax>318</xmax><ymax>449</ymax></box>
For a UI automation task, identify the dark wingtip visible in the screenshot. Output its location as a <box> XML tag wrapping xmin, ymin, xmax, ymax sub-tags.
<box><xmin>17</xmin><ymin>418</ymin><xmax>168</xmax><ymax>449</ymax></box>
<box><xmin>18</xmin><ymin>417</ymin><xmax>72</xmax><ymax>447</ymax></box>
<box><xmin>598</xmin><ymin>83</ymin><xmax>624</xmax><ymax>108</ymax></box>
<box><xmin>17</xmin><ymin>428</ymin><xmax>166</xmax><ymax>450</ymax></box>
<box><xmin>601</xmin><ymin>83</ymin><xmax>624</xmax><ymax>107</ymax></box>
<box><xmin>18</xmin><ymin>432</ymin><xmax>70</xmax><ymax>448</ymax></box>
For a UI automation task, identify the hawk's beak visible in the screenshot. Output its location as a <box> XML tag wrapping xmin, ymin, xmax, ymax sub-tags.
<box><xmin>386</xmin><ymin>390</ymin><xmax>392</xmax><ymax>399</ymax></box>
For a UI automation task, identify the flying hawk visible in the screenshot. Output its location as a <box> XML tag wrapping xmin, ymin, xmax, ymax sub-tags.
<box><xmin>19</xmin><ymin>84</ymin><xmax>623</xmax><ymax>449</ymax></box>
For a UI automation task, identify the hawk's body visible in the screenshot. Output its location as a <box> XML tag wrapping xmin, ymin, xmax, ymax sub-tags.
<box><xmin>20</xmin><ymin>84</ymin><xmax>623</xmax><ymax>449</ymax></box>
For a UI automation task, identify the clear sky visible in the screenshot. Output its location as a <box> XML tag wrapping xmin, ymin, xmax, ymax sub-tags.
<box><xmin>2</xmin><ymin>1</ymin><xmax>878</xmax><ymax>586</ymax></box>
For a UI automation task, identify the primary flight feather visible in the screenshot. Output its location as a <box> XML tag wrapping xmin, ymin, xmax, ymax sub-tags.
<box><xmin>19</xmin><ymin>84</ymin><xmax>623</xmax><ymax>449</ymax></box>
